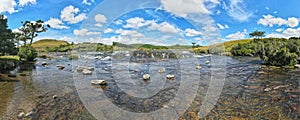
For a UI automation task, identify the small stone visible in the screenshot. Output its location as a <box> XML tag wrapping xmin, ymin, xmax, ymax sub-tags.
<box><xmin>56</xmin><ymin>65</ymin><xmax>65</xmax><ymax>70</ymax></box>
<box><xmin>258</xmin><ymin>71</ymin><xmax>265</xmax><ymax>74</ymax></box>
<box><xmin>166</xmin><ymin>74</ymin><xmax>175</xmax><ymax>80</ymax></box>
<box><xmin>82</xmin><ymin>69</ymin><xmax>93</xmax><ymax>75</ymax></box>
<box><xmin>53</xmin><ymin>95</ymin><xmax>58</xmax><ymax>99</ymax></box>
<box><xmin>41</xmin><ymin>62</ymin><xmax>47</xmax><ymax>66</ymax></box>
<box><xmin>196</xmin><ymin>64</ymin><xmax>201</xmax><ymax>69</ymax></box>
<box><xmin>143</xmin><ymin>74</ymin><xmax>150</xmax><ymax>80</ymax></box>
<box><xmin>205</xmin><ymin>61</ymin><xmax>210</xmax><ymax>64</ymax></box>
<box><xmin>264</xmin><ymin>87</ymin><xmax>272</xmax><ymax>92</ymax></box>
<box><xmin>91</xmin><ymin>80</ymin><xmax>107</xmax><ymax>85</ymax></box>
<box><xmin>158</xmin><ymin>68</ymin><xmax>166</xmax><ymax>73</ymax></box>
<box><xmin>25</xmin><ymin>111</ymin><xmax>33</xmax><ymax>117</ymax></box>
<box><xmin>18</xmin><ymin>112</ymin><xmax>25</xmax><ymax>118</ymax></box>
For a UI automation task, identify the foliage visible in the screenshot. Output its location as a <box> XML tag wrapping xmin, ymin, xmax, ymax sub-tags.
<box><xmin>231</xmin><ymin>37</ymin><xmax>300</xmax><ymax>66</ymax></box>
<box><xmin>249</xmin><ymin>30</ymin><xmax>265</xmax><ymax>39</ymax></box>
<box><xmin>18</xmin><ymin>46</ymin><xmax>38</xmax><ymax>61</ymax></box>
<box><xmin>15</xmin><ymin>20</ymin><xmax>50</xmax><ymax>46</ymax></box>
<box><xmin>0</xmin><ymin>15</ymin><xmax>18</xmax><ymax>55</ymax></box>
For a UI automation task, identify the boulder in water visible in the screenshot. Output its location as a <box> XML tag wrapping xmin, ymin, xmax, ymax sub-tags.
<box><xmin>143</xmin><ymin>74</ymin><xmax>150</xmax><ymax>80</ymax></box>
<box><xmin>166</xmin><ymin>74</ymin><xmax>175</xmax><ymax>80</ymax></box>
<box><xmin>295</xmin><ymin>64</ymin><xmax>300</xmax><ymax>68</ymax></box>
<box><xmin>18</xmin><ymin>112</ymin><xmax>25</xmax><ymax>118</ymax></box>
<box><xmin>91</xmin><ymin>80</ymin><xmax>107</xmax><ymax>85</ymax></box>
<box><xmin>158</xmin><ymin>68</ymin><xmax>166</xmax><ymax>73</ymax></box>
<box><xmin>41</xmin><ymin>62</ymin><xmax>47</xmax><ymax>66</ymax></box>
<box><xmin>82</xmin><ymin>69</ymin><xmax>93</xmax><ymax>75</ymax></box>
<box><xmin>196</xmin><ymin>64</ymin><xmax>201</xmax><ymax>69</ymax></box>
<box><xmin>56</xmin><ymin>65</ymin><xmax>65</xmax><ymax>70</ymax></box>
<box><xmin>205</xmin><ymin>61</ymin><xmax>210</xmax><ymax>64</ymax></box>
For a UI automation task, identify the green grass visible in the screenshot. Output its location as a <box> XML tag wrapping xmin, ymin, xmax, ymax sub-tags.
<box><xmin>32</xmin><ymin>39</ymin><xmax>70</xmax><ymax>52</ymax></box>
<box><xmin>0</xmin><ymin>56</ymin><xmax>19</xmax><ymax>61</ymax></box>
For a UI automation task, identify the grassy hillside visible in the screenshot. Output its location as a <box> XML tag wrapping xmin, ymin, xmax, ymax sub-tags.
<box><xmin>32</xmin><ymin>39</ymin><xmax>71</xmax><ymax>52</ymax></box>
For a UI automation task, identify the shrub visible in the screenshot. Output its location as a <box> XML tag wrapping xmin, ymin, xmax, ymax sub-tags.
<box><xmin>18</xmin><ymin>46</ymin><xmax>37</xmax><ymax>61</ymax></box>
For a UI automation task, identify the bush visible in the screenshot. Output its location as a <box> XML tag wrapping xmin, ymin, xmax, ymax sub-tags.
<box><xmin>18</xmin><ymin>46</ymin><xmax>37</xmax><ymax>61</ymax></box>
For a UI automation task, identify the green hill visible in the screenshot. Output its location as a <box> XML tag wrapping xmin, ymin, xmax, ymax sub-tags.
<box><xmin>32</xmin><ymin>39</ymin><xmax>72</xmax><ymax>52</ymax></box>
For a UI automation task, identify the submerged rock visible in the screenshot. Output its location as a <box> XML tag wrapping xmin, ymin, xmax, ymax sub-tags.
<box><xmin>18</xmin><ymin>112</ymin><xmax>25</xmax><ymax>118</ymax></box>
<box><xmin>196</xmin><ymin>64</ymin><xmax>201</xmax><ymax>69</ymax></box>
<box><xmin>264</xmin><ymin>87</ymin><xmax>272</xmax><ymax>92</ymax></box>
<box><xmin>82</xmin><ymin>69</ymin><xmax>93</xmax><ymax>75</ymax></box>
<box><xmin>76</xmin><ymin>66</ymin><xmax>94</xmax><ymax>72</ymax></box>
<box><xmin>158</xmin><ymin>68</ymin><xmax>166</xmax><ymax>73</ymax></box>
<box><xmin>143</xmin><ymin>74</ymin><xmax>150</xmax><ymax>80</ymax></box>
<box><xmin>166</xmin><ymin>74</ymin><xmax>175</xmax><ymax>80</ymax></box>
<box><xmin>41</xmin><ymin>62</ymin><xmax>47</xmax><ymax>66</ymax></box>
<box><xmin>56</xmin><ymin>65</ymin><xmax>65</xmax><ymax>70</ymax></box>
<box><xmin>91</xmin><ymin>80</ymin><xmax>107</xmax><ymax>85</ymax></box>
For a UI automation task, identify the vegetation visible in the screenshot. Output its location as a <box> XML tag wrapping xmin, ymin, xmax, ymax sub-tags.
<box><xmin>14</xmin><ymin>20</ymin><xmax>50</xmax><ymax>61</ymax></box>
<box><xmin>231</xmin><ymin>37</ymin><xmax>300</xmax><ymax>66</ymax></box>
<box><xmin>0</xmin><ymin>15</ymin><xmax>18</xmax><ymax>56</ymax></box>
<box><xmin>32</xmin><ymin>39</ymin><xmax>72</xmax><ymax>52</ymax></box>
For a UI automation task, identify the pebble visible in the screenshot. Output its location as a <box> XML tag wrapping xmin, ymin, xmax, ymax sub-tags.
<box><xmin>143</xmin><ymin>74</ymin><xmax>150</xmax><ymax>80</ymax></box>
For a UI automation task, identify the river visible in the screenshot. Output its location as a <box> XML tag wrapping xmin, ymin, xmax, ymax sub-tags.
<box><xmin>0</xmin><ymin>52</ymin><xmax>299</xmax><ymax>120</ymax></box>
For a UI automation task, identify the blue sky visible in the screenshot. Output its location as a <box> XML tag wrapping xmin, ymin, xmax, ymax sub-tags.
<box><xmin>1</xmin><ymin>0</ymin><xmax>300</xmax><ymax>45</ymax></box>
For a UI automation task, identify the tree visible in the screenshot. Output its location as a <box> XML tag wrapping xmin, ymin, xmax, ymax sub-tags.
<box><xmin>0</xmin><ymin>15</ymin><xmax>17</xmax><ymax>55</ymax></box>
<box><xmin>17</xmin><ymin>20</ymin><xmax>50</xmax><ymax>46</ymax></box>
<box><xmin>249</xmin><ymin>30</ymin><xmax>265</xmax><ymax>39</ymax></box>
<box><xmin>16</xmin><ymin>20</ymin><xmax>50</xmax><ymax>61</ymax></box>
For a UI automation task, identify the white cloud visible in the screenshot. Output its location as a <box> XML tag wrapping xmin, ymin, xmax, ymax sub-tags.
<box><xmin>61</xmin><ymin>5</ymin><xmax>87</xmax><ymax>24</ymax></box>
<box><xmin>185</xmin><ymin>28</ymin><xmax>202</xmax><ymax>37</ymax></box>
<box><xmin>115</xmin><ymin>29</ymin><xmax>144</xmax><ymax>38</ymax></box>
<box><xmin>94</xmin><ymin>14</ymin><xmax>107</xmax><ymax>27</ymax></box>
<box><xmin>0</xmin><ymin>0</ymin><xmax>18</xmax><ymax>13</ymax></box>
<box><xmin>258</xmin><ymin>14</ymin><xmax>299</xmax><ymax>27</ymax></box>
<box><xmin>283</xmin><ymin>28</ymin><xmax>300</xmax><ymax>36</ymax></box>
<box><xmin>103</xmin><ymin>28</ymin><xmax>114</xmax><ymax>34</ymax></box>
<box><xmin>82</xmin><ymin>0</ymin><xmax>95</xmax><ymax>5</ymax></box>
<box><xmin>148</xmin><ymin>22</ymin><xmax>180</xmax><ymax>34</ymax></box>
<box><xmin>216</xmin><ymin>23</ymin><xmax>229</xmax><ymax>29</ymax></box>
<box><xmin>267</xmin><ymin>28</ymin><xmax>300</xmax><ymax>38</ymax></box>
<box><xmin>226</xmin><ymin>30</ymin><xmax>247</xmax><ymax>40</ymax></box>
<box><xmin>223</xmin><ymin>0</ymin><xmax>253</xmax><ymax>22</ymax></box>
<box><xmin>194</xmin><ymin>37</ymin><xmax>203</xmax><ymax>41</ymax></box>
<box><xmin>124</xmin><ymin>17</ymin><xmax>154</xmax><ymax>29</ymax></box>
<box><xmin>19</xmin><ymin>0</ymin><xmax>36</xmax><ymax>6</ymax></box>
<box><xmin>275</xmin><ymin>28</ymin><xmax>283</xmax><ymax>32</ymax></box>
<box><xmin>74</xmin><ymin>29</ymin><xmax>100</xmax><ymax>36</ymax></box>
<box><xmin>265</xmin><ymin>6</ymin><xmax>269</xmax><ymax>10</ymax></box>
<box><xmin>45</xmin><ymin>18</ymin><xmax>69</xmax><ymax>29</ymax></box>
<box><xmin>160</xmin><ymin>0</ymin><xmax>220</xmax><ymax>18</ymax></box>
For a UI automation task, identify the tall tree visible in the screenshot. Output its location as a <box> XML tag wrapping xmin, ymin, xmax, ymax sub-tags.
<box><xmin>0</xmin><ymin>15</ymin><xmax>17</xmax><ymax>55</ymax></box>
<box><xmin>17</xmin><ymin>20</ymin><xmax>50</xmax><ymax>46</ymax></box>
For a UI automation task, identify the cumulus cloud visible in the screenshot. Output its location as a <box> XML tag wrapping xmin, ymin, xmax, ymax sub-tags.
<box><xmin>223</xmin><ymin>0</ymin><xmax>253</xmax><ymax>22</ymax></box>
<box><xmin>19</xmin><ymin>0</ymin><xmax>36</xmax><ymax>6</ymax></box>
<box><xmin>216</xmin><ymin>23</ymin><xmax>229</xmax><ymax>29</ymax></box>
<box><xmin>226</xmin><ymin>30</ymin><xmax>247</xmax><ymax>40</ymax></box>
<box><xmin>258</xmin><ymin>14</ymin><xmax>299</xmax><ymax>27</ymax></box>
<box><xmin>115</xmin><ymin>29</ymin><xmax>144</xmax><ymax>38</ymax></box>
<box><xmin>266</xmin><ymin>28</ymin><xmax>300</xmax><ymax>38</ymax></box>
<box><xmin>82</xmin><ymin>0</ymin><xmax>95</xmax><ymax>5</ymax></box>
<box><xmin>61</xmin><ymin>5</ymin><xmax>87</xmax><ymax>24</ymax></box>
<box><xmin>185</xmin><ymin>28</ymin><xmax>202</xmax><ymax>37</ymax></box>
<box><xmin>45</xmin><ymin>18</ymin><xmax>69</xmax><ymax>29</ymax></box>
<box><xmin>148</xmin><ymin>22</ymin><xmax>180</xmax><ymax>34</ymax></box>
<box><xmin>0</xmin><ymin>0</ymin><xmax>18</xmax><ymax>13</ymax></box>
<box><xmin>74</xmin><ymin>29</ymin><xmax>100</xmax><ymax>36</ymax></box>
<box><xmin>94</xmin><ymin>14</ymin><xmax>107</xmax><ymax>27</ymax></box>
<box><xmin>103</xmin><ymin>28</ymin><xmax>114</xmax><ymax>34</ymax></box>
<box><xmin>124</xmin><ymin>17</ymin><xmax>154</xmax><ymax>29</ymax></box>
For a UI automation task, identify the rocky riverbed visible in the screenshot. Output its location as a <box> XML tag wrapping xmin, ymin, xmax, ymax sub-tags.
<box><xmin>0</xmin><ymin>52</ymin><xmax>299</xmax><ymax>120</ymax></box>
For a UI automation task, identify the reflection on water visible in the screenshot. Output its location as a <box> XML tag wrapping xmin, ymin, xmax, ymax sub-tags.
<box><xmin>0</xmin><ymin>52</ymin><xmax>299</xmax><ymax>119</ymax></box>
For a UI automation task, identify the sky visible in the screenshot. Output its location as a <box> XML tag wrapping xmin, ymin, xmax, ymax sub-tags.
<box><xmin>1</xmin><ymin>0</ymin><xmax>300</xmax><ymax>46</ymax></box>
